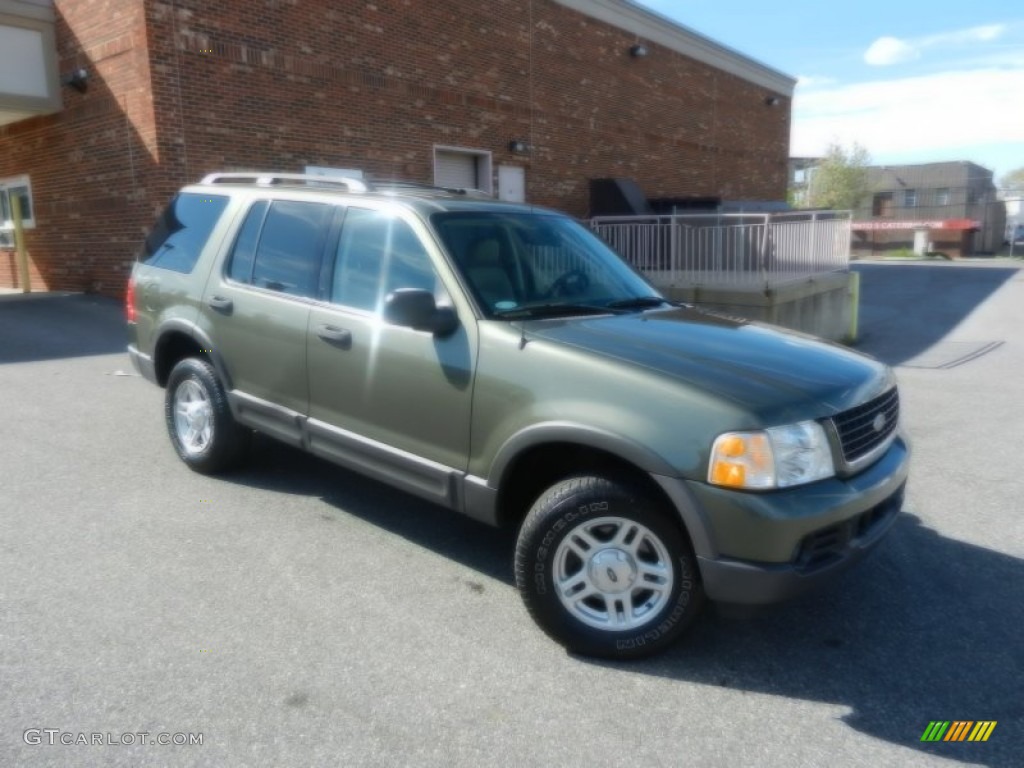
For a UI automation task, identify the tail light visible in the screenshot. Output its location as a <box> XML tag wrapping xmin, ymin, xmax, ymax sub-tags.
<box><xmin>125</xmin><ymin>276</ymin><xmax>137</xmax><ymax>323</ymax></box>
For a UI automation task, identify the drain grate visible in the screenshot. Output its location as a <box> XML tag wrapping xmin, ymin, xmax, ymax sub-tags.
<box><xmin>900</xmin><ymin>341</ymin><xmax>1004</xmax><ymax>369</ymax></box>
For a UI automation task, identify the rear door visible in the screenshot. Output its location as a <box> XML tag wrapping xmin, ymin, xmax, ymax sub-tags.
<box><xmin>198</xmin><ymin>197</ymin><xmax>335</xmax><ymax>446</ymax></box>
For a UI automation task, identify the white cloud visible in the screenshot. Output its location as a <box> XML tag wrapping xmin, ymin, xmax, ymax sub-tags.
<box><xmin>791</xmin><ymin>67</ymin><xmax>1024</xmax><ymax>170</ymax></box>
<box><xmin>864</xmin><ymin>37</ymin><xmax>919</xmax><ymax>66</ymax></box>
<box><xmin>864</xmin><ymin>23</ymin><xmax>1007</xmax><ymax>66</ymax></box>
<box><xmin>924</xmin><ymin>24</ymin><xmax>1006</xmax><ymax>46</ymax></box>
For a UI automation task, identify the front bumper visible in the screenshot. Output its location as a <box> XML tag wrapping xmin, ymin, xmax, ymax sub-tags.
<box><xmin>655</xmin><ymin>435</ymin><xmax>910</xmax><ymax>604</ymax></box>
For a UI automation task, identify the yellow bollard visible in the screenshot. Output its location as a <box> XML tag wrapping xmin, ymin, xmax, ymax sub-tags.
<box><xmin>847</xmin><ymin>271</ymin><xmax>860</xmax><ymax>344</ymax></box>
<box><xmin>12</xmin><ymin>194</ymin><xmax>31</xmax><ymax>293</ymax></box>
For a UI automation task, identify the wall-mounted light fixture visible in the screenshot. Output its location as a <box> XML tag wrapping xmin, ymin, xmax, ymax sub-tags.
<box><xmin>61</xmin><ymin>68</ymin><xmax>89</xmax><ymax>94</ymax></box>
<box><xmin>629</xmin><ymin>44</ymin><xmax>648</xmax><ymax>58</ymax></box>
<box><xmin>764</xmin><ymin>95</ymin><xmax>781</xmax><ymax>107</ymax></box>
<box><xmin>508</xmin><ymin>139</ymin><xmax>530</xmax><ymax>154</ymax></box>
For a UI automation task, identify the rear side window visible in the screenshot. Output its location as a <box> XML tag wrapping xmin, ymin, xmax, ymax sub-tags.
<box><xmin>227</xmin><ymin>200</ymin><xmax>332</xmax><ymax>298</ymax></box>
<box><xmin>143</xmin><ymin>193</ymin><xmax>229</xmax><ymax>273</ymax></box>
<box><xmin>226</xmin><ymin>200</ymin><xmax>268</xmax><ymax>285</ymax></box>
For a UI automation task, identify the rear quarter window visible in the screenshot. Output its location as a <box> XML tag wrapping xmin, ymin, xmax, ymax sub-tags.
<box><xmin>143</xmin><ymin>193</ymin><xmax>229</xmax><ymax>273</ymax></box>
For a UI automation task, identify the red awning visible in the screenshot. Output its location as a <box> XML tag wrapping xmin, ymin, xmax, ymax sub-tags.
<box><xmin>851</xmin><ymin>219</ymin><xmax>981</xmax><ymax>231</ymax></box>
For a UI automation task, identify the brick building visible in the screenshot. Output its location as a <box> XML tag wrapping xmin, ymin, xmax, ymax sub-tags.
<box><xmin>1</xmin><ymin>0</ymin><xmax>794</xmax><ymax>295</ymax></box>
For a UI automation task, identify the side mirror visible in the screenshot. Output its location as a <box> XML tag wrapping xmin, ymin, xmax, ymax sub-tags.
<box><xmin>383</xmin><ymin>289</ymin><xmax>459</xmax><ymax>337</ymax></box>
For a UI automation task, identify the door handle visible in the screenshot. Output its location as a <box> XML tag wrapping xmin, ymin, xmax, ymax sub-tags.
<box><xmin>316</xmin><ymin>324</ymin><xmax>352</xmax><ymax>348</ymax></box>
<box><xmin>207</xmin><ymin>295</ymin><xmax>234</xmax><ymax>314</ymax></box>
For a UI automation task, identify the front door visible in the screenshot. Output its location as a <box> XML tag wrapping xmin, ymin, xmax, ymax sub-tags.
<box><xmin>306</xmin><ymin>205</ymin><xmax>476</xmax><ymax>505</ymax></box>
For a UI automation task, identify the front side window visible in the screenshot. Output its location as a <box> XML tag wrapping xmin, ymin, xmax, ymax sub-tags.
<box><xmin>330</xmin><ymin>208</ymin><xmax>438</xmax><ymax>311</ymax></box>
<box><xmin>143</xmin><ymin>193</ymin><xmax>229</xmax><ymax>273</ymax></box>
<box><xmin>431</xmin><ymin>212</ymin><xmax>658</xmax><ymax>317</ymax></box>
<box><xmin>226</xmin><ymin>200</ymin><xmax>332</xmax><ymax>298</ymax></box>
<box><xmin>904</xmin><ymin>189</ymin><xmax>917</xmax><ymax>208</ymax></box>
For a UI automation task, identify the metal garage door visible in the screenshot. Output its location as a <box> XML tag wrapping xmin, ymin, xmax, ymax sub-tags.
<box><xmin>434</xmin><ymin>150</ymin><xmax>478</xmax><ymax>190</ymax></box>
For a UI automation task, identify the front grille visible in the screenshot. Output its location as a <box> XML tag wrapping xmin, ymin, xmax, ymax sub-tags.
<box><xmin>831</xmin><ymin>388</ymin><xmax>900</xmax><ymax>465</ymax></box>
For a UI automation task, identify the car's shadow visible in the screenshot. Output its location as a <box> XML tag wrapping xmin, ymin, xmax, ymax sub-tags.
<box><xmin>230</xmin><ymin>438</ymin><xmax>1020</xmax><ymax>767</ymax></box>
<box><xmin>235</xmin><ymin>436</ymin><xmax>516</xmax><ymax>585</ymax></box>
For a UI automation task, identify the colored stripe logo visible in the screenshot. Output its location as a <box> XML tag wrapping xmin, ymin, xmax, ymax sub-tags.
<box><xmin>921</xmin><ymin>721</ymin><xmax>997</xmax><ymax>742</ymax></box>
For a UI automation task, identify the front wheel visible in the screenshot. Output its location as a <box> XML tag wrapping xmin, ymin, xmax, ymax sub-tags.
<box><xmin>514</xmin><ymin>476</ymin><xmax>704</xmax><ymax>659</ymax></box>
<box><xmin>164</xmin><ymin>357</ymin><xmax>249</xmax><ymax>474</ymax></box>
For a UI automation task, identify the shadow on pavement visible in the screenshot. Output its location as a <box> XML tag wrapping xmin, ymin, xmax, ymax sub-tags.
<box><xmin>0</xmin><ymin>293</ymin><xmax>127</xmax><ymax>363</ymax></box>
<box><xmin>852</xmin><ymin>263</ymin><xmax>1020</xmax><ymax>365</ymax></box>
<box><xmin>226</xmin><ymin>438</ymin><xmax>1020</xmax><ymax>767</ymax></box>
<box><xmin>232</xmin><ymin>436</ymin><xmax>516</xmax><ymax>586</ymax></box>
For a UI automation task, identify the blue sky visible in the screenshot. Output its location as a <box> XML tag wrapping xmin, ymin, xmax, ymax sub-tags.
<box><xmin>636</xmin><ymin>0</ymin><xmax>1024</xmax><ymax>183</ymax></box>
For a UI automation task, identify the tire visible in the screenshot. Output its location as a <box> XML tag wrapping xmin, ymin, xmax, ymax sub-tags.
<box><xmin>164</xmin><ymin>357</ymin><xmax>249</xmax><ymax>474</ymax></box>
<box><xmin>514</xmin><ymin>475</ymin><xmax>704</xmax><ymax>660</ymax></box>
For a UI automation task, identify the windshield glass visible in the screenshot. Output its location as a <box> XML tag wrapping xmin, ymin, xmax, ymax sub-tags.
<box><xmin>431</xmin><ymin>211</ymin><xmax>661</xmax><ymax>318</ymax></box>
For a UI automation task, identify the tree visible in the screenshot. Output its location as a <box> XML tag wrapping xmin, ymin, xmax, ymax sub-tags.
<box><xmin>805</xmin><ymin>143</ymin><xmax>872</xmax><ymax>211</ymax></box>
<box><xmin>1000</xmin><ymin>167</ymin><xmax>1024</xmax><ymax>192</ymax></box>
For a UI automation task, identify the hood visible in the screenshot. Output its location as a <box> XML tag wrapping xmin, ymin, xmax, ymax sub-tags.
<box><xmin>521</xmin><ymin>307</ymin><xmax>893</xmax><ymax>424</ymax></box>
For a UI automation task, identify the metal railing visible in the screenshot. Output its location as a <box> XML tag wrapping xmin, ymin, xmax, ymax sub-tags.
<box><xmin>590</xmin><ymin>211</ymin><xmax>852</xmax><ymax>289</ymax></box>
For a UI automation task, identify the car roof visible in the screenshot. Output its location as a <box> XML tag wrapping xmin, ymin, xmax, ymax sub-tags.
<box><xmin>182</xmin><ymin>172</ymin><xmax>561</xmax><ymax>217</ymax></box>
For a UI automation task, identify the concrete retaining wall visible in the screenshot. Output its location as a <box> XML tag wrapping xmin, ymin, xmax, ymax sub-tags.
<box><xmin>660</xmin><ymin>271</ymin><xmax>855</xmax><ymax>342</ymax></box>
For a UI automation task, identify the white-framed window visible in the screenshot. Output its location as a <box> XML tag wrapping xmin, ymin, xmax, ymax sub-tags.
<box><xmin>935</xmin><ymin>188</ymin><xmax>950</xmax><ymax>206</ymax></box>
<box><xmin>0</xmin><ymin>175</ymin><xmax>35</xmax><ymax>230</ymax></box>
<box><xmin>904</xmin><ymin>188</ymin><xmax>917</xmax><ymax>208</ymax></box>
<box><xmin>433</xmin><ymin>146</ymin><xmax>493</xmax><ymax>195</ymax></box>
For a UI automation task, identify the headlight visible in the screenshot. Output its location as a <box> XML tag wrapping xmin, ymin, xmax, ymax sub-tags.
<box><xmin>708</xmin><ymin>420</ymin><xmax>835</xmax><ymax>490</ymax></box>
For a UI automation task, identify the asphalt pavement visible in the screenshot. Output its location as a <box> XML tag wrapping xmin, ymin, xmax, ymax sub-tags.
<box><xmin>1</xmin><ymin>263</ymin><xmax>1022</xmax><ymax>767</ymax></box>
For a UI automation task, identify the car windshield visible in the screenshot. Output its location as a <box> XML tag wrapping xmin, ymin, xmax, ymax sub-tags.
<box><xmin>430</xmin><ymin>211</ymin><xmax>664</xmax><ymax>318</ymax></box>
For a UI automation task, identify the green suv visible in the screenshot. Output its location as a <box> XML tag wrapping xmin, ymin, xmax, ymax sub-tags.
<box><xmin>127</xmin><ymin>172</ymin><xmax>909</xmax><ymax>659</ymax></box>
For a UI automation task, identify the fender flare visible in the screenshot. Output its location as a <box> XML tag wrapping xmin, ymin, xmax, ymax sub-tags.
<box><xmin>153</xmin><ymin>318</ymin><xmax>234</xmax><ymax>392</ymax></box>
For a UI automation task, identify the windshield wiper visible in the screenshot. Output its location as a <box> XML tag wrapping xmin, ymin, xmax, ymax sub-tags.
<box><xmin>492</xmin><ymin>303</ymin><xmax>626</xmax><ymax>319</ymax></box>
<box><xmin>605</xmin><ymin>296</ymin><xmax>671</xmax><ymax>310</ymax></box>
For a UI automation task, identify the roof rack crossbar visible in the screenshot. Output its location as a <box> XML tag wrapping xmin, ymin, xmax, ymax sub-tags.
<box><xmin>370</xmin><ymin>179</ymin><xmax>493</xmax><ymax>199</ymax></box>
<box><xmin>199</xmin><ymin>172</ymin><xmax>368</xmax><ymax>193</ymax></box>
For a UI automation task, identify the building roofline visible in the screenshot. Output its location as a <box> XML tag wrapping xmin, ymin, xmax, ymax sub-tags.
<box><xmin>869</xmin><ymin>160</ymin><xmax>994</xmax><ymax>173</ymax></box>
<box><xmin>0</xmin><ymin>0</ymin><xmax>52</xmax><ymax>22</ymax></box>
<box><xmin>555</xmin><ymin>0</ymin><xmax>796</xmax><ymax>95</ymax></box>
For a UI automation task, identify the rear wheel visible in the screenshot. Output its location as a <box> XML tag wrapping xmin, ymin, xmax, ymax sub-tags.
<box><xmin>165</xmin><ymin>358</ymin><xmax>249</xmax><ymax>474</ymax></box>
<box><xmin>514</xmin><ymin>475</ymin><xmax>704</xmax><ymax>659</ymax></box>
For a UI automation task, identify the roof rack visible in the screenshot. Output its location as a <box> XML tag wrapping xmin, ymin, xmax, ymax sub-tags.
<box><xmin>199</xmin><ymin>172</ymin><xmax>368</xmax><ymax>193</ymax></box>
<box><xmin>369</xmin><ymin>179</ymin><xmax>493</xmax><ymax>199</ymax></box>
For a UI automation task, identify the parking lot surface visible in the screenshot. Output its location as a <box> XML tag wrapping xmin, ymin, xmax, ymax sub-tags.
<box><xmin>2</xmin><ymin>263</ymin><xmax>1022</xmax><ymax>767</ymax></box>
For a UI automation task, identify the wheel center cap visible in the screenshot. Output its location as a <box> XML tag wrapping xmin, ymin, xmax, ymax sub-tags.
<box><xmin>588</xmin><ymin>549</ymin><xmax>637</xmax><ymax>594</ymax></box>
<box><xmin>187</xmin><ymin>401</ymin><xmax>210</xmax><ymax>429</ymax></box>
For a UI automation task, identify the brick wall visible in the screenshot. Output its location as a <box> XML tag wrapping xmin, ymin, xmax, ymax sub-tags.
<box><xmin>0</xmin><ymin>0</ymin><xmax>158</xmax><ymax>294</ymax></box>
<box><xmin>1</xmin><ymin>0</ymin><xmax>790</xmax><ymax>296</ymax></box>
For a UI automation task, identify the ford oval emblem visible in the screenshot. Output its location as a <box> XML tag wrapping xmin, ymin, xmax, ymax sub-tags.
<box><xmin>872</xmin><ymin>413</ymin><xmax>886</xmax><ymax>433</ymax></box>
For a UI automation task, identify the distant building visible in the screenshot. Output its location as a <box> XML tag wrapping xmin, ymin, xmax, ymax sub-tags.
<box><xmin>850</xmin><ymin>162</ymin><xmax>1005</xmax><ymax>257</ymax></box>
